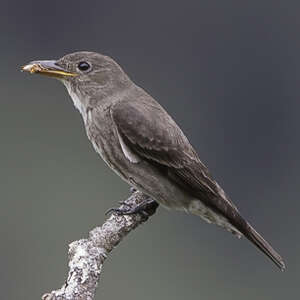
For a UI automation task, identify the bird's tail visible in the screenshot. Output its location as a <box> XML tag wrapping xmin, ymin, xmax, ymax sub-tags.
<box><xmin>242</xmin><ymin>222</ymin><xmax>286</xmax><ymax>271</ymax></box>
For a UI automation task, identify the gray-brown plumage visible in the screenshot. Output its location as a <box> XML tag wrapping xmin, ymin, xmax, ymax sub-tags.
<box><xmin>22</xmin><ymin>51</ymin><xmax>285</xmax><ymax>270</ymax></box>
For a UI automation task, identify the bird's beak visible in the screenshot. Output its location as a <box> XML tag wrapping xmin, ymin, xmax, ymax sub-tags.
<box><xmin>21</xmin><ymin>60</ymin><xmax>77</xmax><ymax>78</ymax></box>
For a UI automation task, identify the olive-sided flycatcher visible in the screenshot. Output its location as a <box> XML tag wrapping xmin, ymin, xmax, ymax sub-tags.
<box><xmin>22</xmin><ymin>51</ymin><xmax>285</xmax><ymax>270</ymax></box>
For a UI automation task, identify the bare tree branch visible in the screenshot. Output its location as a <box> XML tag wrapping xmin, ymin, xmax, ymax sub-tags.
<box><xmin>42</xmin><ymin>191</ymin><xmax>156</xmax><ymax>300</ymax></box>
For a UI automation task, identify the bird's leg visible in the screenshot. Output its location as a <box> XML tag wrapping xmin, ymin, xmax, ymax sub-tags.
<box><xmin>106</xmin><ymin>197</ymin><xmax>159</xmax><ymax>218</ymax></box>
<box><xmin>117</xmin><ymin>187</ymin><xmax>137</xmax><ymax>206</ymax></box>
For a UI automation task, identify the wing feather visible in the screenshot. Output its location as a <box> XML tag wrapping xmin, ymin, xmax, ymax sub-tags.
<box><xmin>111</xmin><ymin>99</ymin><xmax>239</xmax><ymax>213</ymax></box>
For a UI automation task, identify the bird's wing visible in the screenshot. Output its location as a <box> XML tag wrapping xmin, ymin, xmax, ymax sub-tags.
<box><xmin>111</xmin><ymin>98</ymin><xmax>239</xmax><ymax>217</ymax></box>
<box><xmin>111</xmin><ymin>98</ymin><xmax>286</xmax><ymax>270</ymax></box>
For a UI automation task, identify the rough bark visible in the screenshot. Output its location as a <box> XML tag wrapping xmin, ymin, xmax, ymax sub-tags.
<box><xmin>42</xmin><ymin>191</ymin><xmax>155</xmax><ymax>300</ymax></box>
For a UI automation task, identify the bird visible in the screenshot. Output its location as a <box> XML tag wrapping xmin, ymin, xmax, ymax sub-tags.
<box><xmin>21</xmin><ymin>51</ymin><xmax>285</xmax><ymax>271</ymax></box>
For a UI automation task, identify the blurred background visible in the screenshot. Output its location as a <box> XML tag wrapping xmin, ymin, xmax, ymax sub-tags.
<box><xmin>0</xmin><ymin>0</ymin><xmax>299</xmax><ymax>299</ymax></box>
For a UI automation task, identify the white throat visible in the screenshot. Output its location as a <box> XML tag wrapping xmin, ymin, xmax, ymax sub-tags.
<box><xmin>63</xmin><ymin>81</ymin><xmax>87</xmax><ymax>123</ymax></box>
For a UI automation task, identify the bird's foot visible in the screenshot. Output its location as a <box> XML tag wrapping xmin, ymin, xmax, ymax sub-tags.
<box><xmin>106</xmin><ymin>198</ymin><xmax>159</xmax><ymax>218</ymax></box>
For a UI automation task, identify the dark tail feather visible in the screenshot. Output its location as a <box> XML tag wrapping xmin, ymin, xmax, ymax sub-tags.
<box><xmin>243</xmin><ymin>222</ymin><xmax>286</xmax><ymax>271</ymax></box>
<box><xmin>199</xmin><ymin>192</ymin><xmax>285</xmax><ymax>270</ymax></box>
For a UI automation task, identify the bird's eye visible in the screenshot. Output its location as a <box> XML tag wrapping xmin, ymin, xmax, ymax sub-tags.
<box><xmin>77</xmin><ymin>61</ymin><xmax>91</xmax><ymax>71</ymax></box>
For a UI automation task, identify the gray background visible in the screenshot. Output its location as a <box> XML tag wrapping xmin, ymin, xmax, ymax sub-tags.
<box><xmin>1</xmin><ymin>0</ymin><xmax>299</xmax><ymax>299</ymax></box>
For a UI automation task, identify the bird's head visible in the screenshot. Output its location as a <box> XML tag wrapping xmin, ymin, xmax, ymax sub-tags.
<box><xmin>22</xmin><ymin>51</ymin><xmax>132</xmax><ymax>103</ymax></box>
